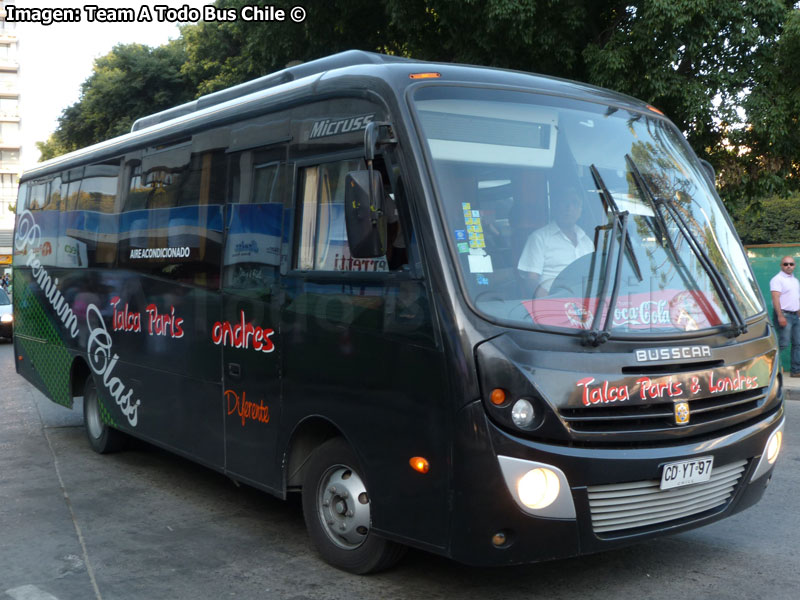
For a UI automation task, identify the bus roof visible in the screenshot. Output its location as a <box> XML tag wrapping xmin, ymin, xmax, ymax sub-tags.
<box><xmin>22</xmin><ymin>50</ymin><xmax>655</xmax><ymax>182</ymax></box>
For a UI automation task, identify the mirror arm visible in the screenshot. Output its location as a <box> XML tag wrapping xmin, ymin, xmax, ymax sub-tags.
<box><xmin>364</xmin><ymin>121</ymin><xmax>396</xmax><ymax>224</ymax></box>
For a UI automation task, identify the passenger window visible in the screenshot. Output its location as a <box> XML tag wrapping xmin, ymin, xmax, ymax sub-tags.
<box><xmin>223</xmin><ymin>152</ymin><xmax>287</xmax><ymax>291</ymax></box>
<box><xmin>26</xmin><ymin>181</ymin><xmax>47</xmax><ymax>211</ymax></box>
<box><xmin>118</xmin><ymin>146</ymin><xmax>225</xmax><ymax>289</ymax></box>
<box><xmin>43</xmin><ymin>176</ymin><xmax>62</xmax><ymax>212</ymax></box>
<box><xmin>296</xmin><ymin>158</ymin><xmax>407</xmax><ymax>273</ymax></box>
<box><xmin>77</xmin><ymin>164</ymin><xmax>119</xmax><ymax>213</ymax></box>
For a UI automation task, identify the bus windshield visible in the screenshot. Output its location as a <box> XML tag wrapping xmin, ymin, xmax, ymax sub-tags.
<box><xmin>412</xmin><ymin>85</ymin><xmax>763</xmax><ymax>336</ymax></box>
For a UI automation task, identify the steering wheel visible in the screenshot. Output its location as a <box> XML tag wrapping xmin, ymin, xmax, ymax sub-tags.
<box><xmin>548</xmin><ymin>253</ymin><xmax>598</xmax><ymax>298</ymax></box>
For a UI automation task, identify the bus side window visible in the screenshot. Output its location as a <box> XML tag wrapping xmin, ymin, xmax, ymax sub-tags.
<box><xmin>295</xmin><ymin>158</ymin><xmax>406</xmax><ymax>273</ymax></box>
<box><xmin>223</xmin><ymin>152</ymin><xmax>287</xmax><ymax>292</ymax></box>
<box><xmin>26</xmin><ymin>181</ymin><xmax>47</xmax><ymax>212</ymax></box>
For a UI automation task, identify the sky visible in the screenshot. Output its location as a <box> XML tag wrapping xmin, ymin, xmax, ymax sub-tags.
<box><xmin>15</xmin><ymin>0</ymin><xmax>212</xmax><ymax>169</ymax></box>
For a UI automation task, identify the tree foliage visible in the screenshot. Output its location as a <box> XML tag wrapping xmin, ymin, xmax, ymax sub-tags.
<box><xmin>732</xmin><ymin>192</ymin><xmax>800</xmax><ymax>245</ymax></box>
<box><xmin>37</xmin><ymin>0</ymin><xmax>800</xmax><ymax>228</ymax></box>
<box><xmin>38</xmin><ymin>41</ymin><xmax>195</xmax><ymax>157</ymax></box>
<box><xmin>721</xmin><ymin>6</ymin><xmax>800</xmax><ymax>205</ymax></box>
<box><xmin>180</xmin><ymin>0</ymin><xmax>399</xmax><ymax>95</ymax></box>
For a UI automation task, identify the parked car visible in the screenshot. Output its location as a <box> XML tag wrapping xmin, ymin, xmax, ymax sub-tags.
<box><xmin>0</xmin><ymin>288</ymin><xmax>12</xmax><ymax>341</ymax></box>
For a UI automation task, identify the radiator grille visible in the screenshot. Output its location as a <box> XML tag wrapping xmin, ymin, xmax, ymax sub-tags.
<box><xmin>586</xmin><ymin>460</ymin><xmax>747</xmax><ymax>534</ymax></box>
<box><xmin>560</xmin><ymin>387</ymin><xmax>766</xmax><ymax>439</ymax></box>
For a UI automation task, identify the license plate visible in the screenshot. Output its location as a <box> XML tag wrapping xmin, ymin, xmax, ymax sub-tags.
<box><xmin>660</xmin><ymin>456</ymin><xmax>714</xmax><ymax>490</ymax></box>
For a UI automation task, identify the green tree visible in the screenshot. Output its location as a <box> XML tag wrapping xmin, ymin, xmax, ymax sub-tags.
<box><xmin>40</xmin><ymin>0</ymin><xmax>797</xmax><ymax>217</ymax></box>
<box><xmin>180</xmin><ymin>0</ymin><xmax>398</xmax><ymax>95</ymax></box>
<box><xmin>384</xmin><ymin>0</ymin><xmax>592</xmax><ymax>76</ymax></box>
<box><xmin>40</xmin><ymin>41</ymin><xmax>195</xmax><ymax>157</ymax></box>
<box><xmin>36</xmin><ymin>133</ymin><xmax>72</xmax><ymax>162</ymax></box>
<box><xmin>732</xmin><ymin>192</ymin><xmax>800</xmax><ymax>245</ymax></box>
<box><xmin>723</xmin><ymin>7</ymin><xmax>800</xmax><ymax>204</ymax></box>
<box><xmin>583</xmin><ymin>1</ymin><xmax>788</xmax><ymax>158</ymax></box>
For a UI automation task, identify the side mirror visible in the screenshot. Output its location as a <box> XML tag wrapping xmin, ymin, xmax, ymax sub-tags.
<box><xmin>344</xmin><ymin>170</ymin><xmax>387</xmax><ymax>258</ymax></box>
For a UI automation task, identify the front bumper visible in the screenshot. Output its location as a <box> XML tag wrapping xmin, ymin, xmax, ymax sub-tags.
<box><xmin>447</xmin><ymin>399</ymin><xmax>784</xmax><ymax>566</ymax></box>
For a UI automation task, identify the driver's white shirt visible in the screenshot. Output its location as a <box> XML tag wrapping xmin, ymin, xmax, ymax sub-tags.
<box><xmin>517</xmin><ymin>222</ymin><xmax>594</xmax><ymax>292</ymax></box>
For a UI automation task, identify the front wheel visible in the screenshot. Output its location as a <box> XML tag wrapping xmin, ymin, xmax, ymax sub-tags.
<box><xmin>83</xmin><ymin>376</ymin><xmax>126</xmax><ymax>454</ymax></box>
<box><xmin>302</xmin><ymin>437</ymin><xmax>405</xmax><ymax>574</ymax></box>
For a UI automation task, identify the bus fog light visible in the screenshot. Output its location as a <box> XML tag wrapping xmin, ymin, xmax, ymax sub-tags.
<box><xmin>750</xmin><ymin>420</ymin><xmax>785</xmax><ymax>482</ymax></box>
<box><xmin>497</xmin><ymin>456</ymin><xmax>576</xmax><ymax>519</ymax></box>
<box><xmin>518</xmin><ymin>468</ymin><xmax>560</xmax><ymax>509</ymax></box>
<box><xmin>511</xmin><ymin>399</ymin><xmax>534</xmax><ymax>428</ymax></box>
<box><xmin>767</xmin><ymin>431</ymin><xmax>782</xmax><ymax>464</ymax></box>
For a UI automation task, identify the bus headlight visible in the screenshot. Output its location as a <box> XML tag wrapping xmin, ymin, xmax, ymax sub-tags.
<box><xmin>0</xmin><ymin>314</ymin><xmax>11</xmax><ymax>323</ymax></box>
<box><xmin>750</xmin><ymin>420</ymin><xmax>785</xmax><ymax>482</ymax></box>
<box><xmin>511</xmin><ymin>399</ymin><xmax>535</xmax><ymax>428</ymax></box>
<box><xmin>497</xmin><ymin>456</ymin><xmax>576</xmax><ymax>519</ymax></box>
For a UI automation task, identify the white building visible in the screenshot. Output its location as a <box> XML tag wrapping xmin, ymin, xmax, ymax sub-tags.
<box><xmin>0</xmin><ymin>0</ymin><xmax>19</xmax><ymax>271</ymax></box>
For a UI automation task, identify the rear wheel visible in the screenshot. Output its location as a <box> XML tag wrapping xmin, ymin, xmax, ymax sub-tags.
<box><xmin>302</xmin><ymin>437</ymin><xmax>405</xmax><ymax>574</ymax></box>
<box><xmin>83</xmin><ymin>376</ymin><xmax>126</xmax><ymax>454</ymax></box>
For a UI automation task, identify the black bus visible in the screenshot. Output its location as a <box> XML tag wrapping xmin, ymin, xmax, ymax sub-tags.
<box><xmin>13</xmin><ymin>51</ymin><xmax>784</xmax><ymax>573</ymax></box>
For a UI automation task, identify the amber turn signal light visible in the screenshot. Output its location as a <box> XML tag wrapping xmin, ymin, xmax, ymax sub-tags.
<box><xmin>490</xmin><ymin>388</ymin><xmax>507</xmax><ymax>405</ymax></box>
<box><xmin>409</xmin><ymin>72</ymin><xmax>441</xmax><ymax>79</ymax></box>
<box><xmin>409</xmin><ymin>456</ymin><xmax>430</xmax><ymax>474</ymax></box>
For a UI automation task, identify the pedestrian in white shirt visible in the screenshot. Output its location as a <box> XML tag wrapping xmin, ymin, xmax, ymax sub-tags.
<box><xmin>770</xmin><ymin>255</ymin><xmax>800</xmax><ymax>376</ymax></box>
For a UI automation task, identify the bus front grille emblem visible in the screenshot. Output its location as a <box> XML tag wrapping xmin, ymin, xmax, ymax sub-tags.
<box><xmin>674</xmin><ymin>402</ymin><xmax>691</xmax><ymax>425</ymax></box>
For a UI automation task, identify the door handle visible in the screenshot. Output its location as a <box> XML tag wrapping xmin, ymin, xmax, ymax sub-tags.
<box><xmin>228</xmin><ymin>363</ymin><xmax>241</xmax><ymax>378</ymax></box>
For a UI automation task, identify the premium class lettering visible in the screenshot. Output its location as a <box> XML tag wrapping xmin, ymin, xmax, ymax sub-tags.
<box><xmin>86</xmin><ymin>304</ymin><xmax>141</xmax><ymax>427</ymax></box>
<box><xmin>212</xmin><ymin>311</ymin><xmax>275</xmax><ymax>353</ymax></box>
<box><xmin>14</xmin><ymin>210</ymin><xmax>79</xmax><ymax>338</ymax></box>
<box><xmin>225</xmin><ymin>389</ymin><xmax>271</xmax><ymax>427</ymax></box>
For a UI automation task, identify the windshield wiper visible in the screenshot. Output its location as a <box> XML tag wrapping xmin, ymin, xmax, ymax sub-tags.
<box><xmin>583</xmin><ymin>166</ymin><xmax>642</xmax><ymax>346</ymax></box>
<box><xmin>625</xmin><ymin>155</ymin><xmax>747</xmax><ymax>337</ymax></box>
<box><xmin>591</xmin><ymin>165</ymin><xmax>643</xmax><ymax>283</ymax></box>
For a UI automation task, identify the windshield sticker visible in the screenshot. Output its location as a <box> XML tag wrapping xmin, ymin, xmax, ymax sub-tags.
<box><xmin>476</xmin><ymin>275</ymin><xmax>490</xmax><ymax>286</ymax></box>
<box><xmin>525</xmin><ymin>290</ymin><xmax>723</xmax><ymax>331</ymax></box>
<box><xmin>457</xmin><ymin>242</ymin><xmax>469</xmax><ymax>254</ymax></box>
<box><xmin>468</xmin><ymin>253</ymin><xmax>493</xmax><ymax>273</ymax></box>
<box><xmin>460</xmin><ymin>203</ymin><xmax>486</xmax><ymax>249</ymax></box>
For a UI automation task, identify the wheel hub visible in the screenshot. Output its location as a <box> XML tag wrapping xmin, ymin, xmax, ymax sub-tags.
<box><xmin>318</xmin><ymin>466</ymin><xmax>371</xmax><ymax>550</ymax></box>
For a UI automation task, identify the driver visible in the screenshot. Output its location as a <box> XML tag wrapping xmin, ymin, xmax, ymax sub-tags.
<box><xmin>517</xmin><ymin>188</ymin><xmax>594</xmax><ymax>297</ymax></box>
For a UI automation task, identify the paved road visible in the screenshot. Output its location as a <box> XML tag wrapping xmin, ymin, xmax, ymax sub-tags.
<box><xmin>1</xmin><ymin>340</ymin><xmax>798</xmax><ymax>599</ymax></box>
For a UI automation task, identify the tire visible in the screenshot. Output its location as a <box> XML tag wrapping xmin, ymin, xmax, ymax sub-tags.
<box><xmin>302</xmin><ymin>437</ymin><xmax>406</xmax><ymax>574</ymax></box>
<box><xmin>83</xmin><ymin>376</ymin><xmax>126</xmax><ymax>454</ymax></box>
